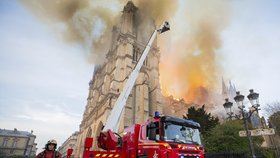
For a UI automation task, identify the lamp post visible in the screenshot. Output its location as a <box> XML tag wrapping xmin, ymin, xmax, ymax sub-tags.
<box><xmin>223</xmin><ymin>98</ymin><xmax>234</xmax><ymax>120</ymax></box>
<box><xmin>223</xmin><ymin>89</ymin><xmax>260</xmax><ymax>158</ymax></box>
<box><xmin>247</xmin><ymin>89</ymin><xmax>260</xmax><ymax>110</ymax></box>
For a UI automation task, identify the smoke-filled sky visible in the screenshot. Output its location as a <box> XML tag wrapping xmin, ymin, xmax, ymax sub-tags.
<box><xmin>1</xmin><ymin>0</ymin><xmax>280</xmax><ymax>154</ymax></box>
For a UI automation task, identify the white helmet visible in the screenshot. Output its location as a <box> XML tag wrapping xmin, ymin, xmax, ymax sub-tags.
<box><xmin>47</xmin><ymin>139</ymin><xmax>57</xmax><ymax>145</ymax></box>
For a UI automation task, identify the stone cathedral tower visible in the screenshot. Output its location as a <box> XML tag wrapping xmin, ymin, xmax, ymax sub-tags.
<box><xmin>75</xmin><ymin>1</ymin><xmax>163</xmax><ymax>156</ymax></box>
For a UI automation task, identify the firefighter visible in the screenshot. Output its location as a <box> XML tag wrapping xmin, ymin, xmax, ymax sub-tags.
<box><xmin>37</xmin><ymin>139</ymin><xmax>62</xmax><ymax>158</ymax></box>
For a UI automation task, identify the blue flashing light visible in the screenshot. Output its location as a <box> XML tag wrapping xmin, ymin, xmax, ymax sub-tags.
<box><xmin>154</xmin><ymin>111</ymin><xmax>160</xmax><ymax>117</ymax></box>
<box><xmin>180</xmin><ymin>156</ymin><xmax>184</xmax><ymax>158</ymax></box>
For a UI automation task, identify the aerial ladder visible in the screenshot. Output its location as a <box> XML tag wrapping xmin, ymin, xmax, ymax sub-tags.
<box><xmin>103</xmin><ymin>21</ymin><xmax>170</xmax><ymax>133</ymax></box>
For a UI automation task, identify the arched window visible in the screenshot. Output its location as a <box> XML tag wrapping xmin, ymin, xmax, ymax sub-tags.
<box><xmin>133</xmin><ymin>46</ymin><xmax>148</xmax><ymax>66</ymax></box>
<box><xmin>133</xmin><ymin>46</ymin><xmax>138</xmax><ymax>62</ymax></box>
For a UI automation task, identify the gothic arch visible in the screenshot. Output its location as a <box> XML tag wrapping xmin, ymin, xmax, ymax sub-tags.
<box><xmin>132</xmin><ymin>71</ymin><xmax>150</xmax><ymax>123</ymax></box>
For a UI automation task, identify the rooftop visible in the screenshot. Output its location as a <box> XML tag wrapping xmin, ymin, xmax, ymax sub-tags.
<box><xmin>0</xmin><ymin>128</ymin><xmax>35</xmax><ymax>138</ymax></box>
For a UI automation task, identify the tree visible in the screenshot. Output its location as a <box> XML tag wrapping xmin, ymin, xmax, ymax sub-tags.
<box><xmin>204</xmin><ymin>120</ymin><xmax>266</xmax><ymax>156</ymax></box>
<box><xmin>204</xmin><ymin>120</ymin><xmax>249</xmax><ymax>153</ymax></box>
<box><xmin>264</xmin><ymin>102</ymin><xmax>280</xmax><ymax>135</ymax></box>
<box><xmin>183</xmin><ymin>105</ymin><xmax>219</xmax><ymax>136</ymax></box>
<box><xmin>268</xmin><ymin>111</ymin><xmax>280</xmax><ymax>134</ymax></box>
<box><xmin>264</xmin><ymin>101</ymin><xmax>280</xmax><ymax>117</ymax></box>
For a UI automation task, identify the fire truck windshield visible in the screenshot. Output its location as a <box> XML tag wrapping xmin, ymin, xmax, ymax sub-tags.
<box><xmin>163</xmin><ymin>123</ymin><xmax>202</xmax><ymax>145</ymax></box>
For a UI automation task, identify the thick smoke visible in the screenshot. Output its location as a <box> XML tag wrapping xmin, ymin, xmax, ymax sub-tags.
<box><xmin>21</xmin><ymin>0</ymin><xmax>120</xmax><ymax>64</ymax></box>
<box><xmin>21</xmin><ymin>0</ymin><xmax>177</xmax><ymax>64</ymax></box>
<box><xmin>128</xmin><ymin>0</ymin><xmax>178</xmax><ymax>25</ymax></box>
<box><xmin>160</xmin><ymin>0</ymin><xmax>230</xmax><ymax>104</ymax></box>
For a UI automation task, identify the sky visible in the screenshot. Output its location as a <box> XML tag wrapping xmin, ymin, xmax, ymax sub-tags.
<box><xmin>0</xmin><ymin>0</ymin><xmax>280</xmax><ymax>154</ymax></box>
<box><xmin>220</xmin><ymin>0</ymin><xmax>280</xmax><ymax>104</ymax></box>
<box><xmin>0</xmin><ymin>0</ymin><xmax>93</xmax><ymax>152</ymax></box>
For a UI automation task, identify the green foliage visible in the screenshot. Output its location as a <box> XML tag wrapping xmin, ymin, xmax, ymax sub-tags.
<box><xmin>183</xmin><ymin>105</ymin><xmax>219</xmax><ymax>136</ymax></box>
<box><xmin>204</xmin><ymin>120</ymin><xmax>249</xmax><ymax>153</ymax></box>
<box><xmin>264</xmin><ymin>102</ymin><xmax>280</xmax><ymax>135</ymax></box>
<box><xmin>255</xmin><ymin>148</ymin><xmax>275</xmax><ymax>158</ymax></box>
<box><xmin>204</xmin><ymin>119</ymin><xmax>265</xmax><ymax>157</ymax></box>
<box><xmin>269</xmin><ymin>111</ymin><xmax>280</xmax><ymax>134</ymax></box>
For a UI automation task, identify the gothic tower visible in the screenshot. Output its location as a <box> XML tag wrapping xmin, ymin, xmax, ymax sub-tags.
<box><xmin>75</xmin><ymin>1</ymin><xmax>163</xmax><ymax>156</ymax></box>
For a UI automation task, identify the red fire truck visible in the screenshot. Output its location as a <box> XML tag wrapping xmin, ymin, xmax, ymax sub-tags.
<box><xmin>71</xmin><ymin>21</ymin><xmax>205</xmax><ymax>158</ymax></box>
<box><xmin>83</xmin><ymin>112</ymin><xmax>204</xmax><ymax>158</ymax></box>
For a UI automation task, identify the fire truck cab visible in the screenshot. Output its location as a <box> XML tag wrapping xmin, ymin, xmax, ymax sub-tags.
<box><xmin>122</xmin><ymin>112</ymin><xmax>204</xmax><ymax>158</ymax></box>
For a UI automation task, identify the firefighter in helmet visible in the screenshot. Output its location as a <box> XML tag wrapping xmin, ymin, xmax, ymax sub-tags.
<box><xmin>36</xmin><ymin>139</ymin><xmax>62</xmax><ymax>158</ymax></box>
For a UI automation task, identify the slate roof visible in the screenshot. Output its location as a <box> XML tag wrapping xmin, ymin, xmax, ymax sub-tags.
<box><xmin>0</xmin><ymin>128</ymin><xmax>35</xmax><ymax>138</ymax></box>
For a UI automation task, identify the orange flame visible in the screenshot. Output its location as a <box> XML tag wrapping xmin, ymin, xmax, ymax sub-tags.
<box><xmin>159</xmin><ymin>0</ymin><xmax>230</xmax><ymax>104</ymax></box>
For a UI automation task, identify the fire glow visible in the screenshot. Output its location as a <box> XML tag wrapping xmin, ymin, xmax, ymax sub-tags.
<box><xmin>159</xmin><ymin>0</ymin><xmax>230</xmax><ymax>104</ymax></box>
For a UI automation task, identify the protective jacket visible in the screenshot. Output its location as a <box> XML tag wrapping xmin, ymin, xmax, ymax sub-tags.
<box><xmin>36</xmin><ymin>150</ymin><xmax>61</xmax><ymax>158</ymax></box>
